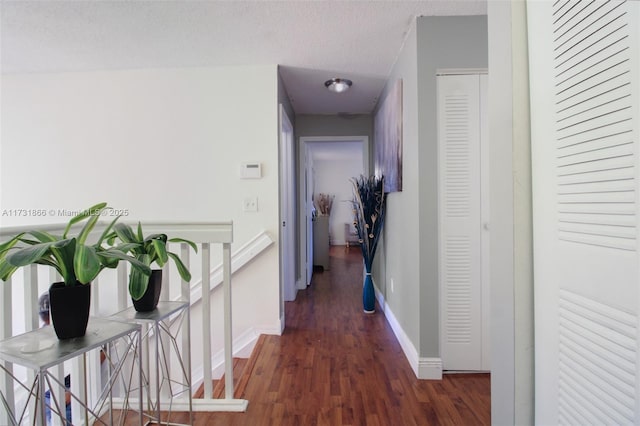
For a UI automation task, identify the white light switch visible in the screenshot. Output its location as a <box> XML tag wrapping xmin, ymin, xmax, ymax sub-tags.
<box><xmin>243</xmin><ymin>197</ymin><xmax>258</xmax><ymax>212</ymax></box>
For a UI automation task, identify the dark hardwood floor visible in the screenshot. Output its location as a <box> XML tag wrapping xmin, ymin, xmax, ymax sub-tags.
<box><xmin>194</xmin><ymin>246</ymin><xmax>490</xmax><ymax>425</ymax></box>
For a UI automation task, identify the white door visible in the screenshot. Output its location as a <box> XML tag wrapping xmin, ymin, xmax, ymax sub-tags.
<box><xmin>306</xmin><ymin>151</ymin><xmax>314</xmax><ymax>285</ymax></box>
<box><xmin>528</xmin><ymin>1</ymin><xmax>640</xmax><ymax>423</ymax></box>
<box><xmin>438</xmin><ymin>73</ymin><xmax>490</xmax><ymax>371</ymax></box>
<box><xmin>279</xmin><ymin>105</ymin><xmax>296</xmax><ymax>302</ymax></box>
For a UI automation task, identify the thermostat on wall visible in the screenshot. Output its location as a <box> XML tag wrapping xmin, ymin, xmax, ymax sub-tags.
<box><xmin>240</xmin><ymin>162</ymin><xmax>262</xmax><ymax>179</ymax></box>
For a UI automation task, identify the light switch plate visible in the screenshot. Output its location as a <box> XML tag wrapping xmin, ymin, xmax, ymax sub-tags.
<box><xmin>243</xmin><ymin>197</ymin><xmax>258</xmax><ymax>212</ymax></box>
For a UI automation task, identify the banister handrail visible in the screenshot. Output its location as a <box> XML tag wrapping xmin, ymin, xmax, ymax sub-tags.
<box><xmin>184</xmin><ymin>230</ymin><xmax>274</xmax><ymax>305</ymax></box>
<box><xmin>0</xmin><ymin>221</ymin><xmax>233</xmax><ymax>244</ymax></box>
<box><xmin>0</xmin><ymin>220</ymin><xmax>250</xmax><ymax>418</ymax></box>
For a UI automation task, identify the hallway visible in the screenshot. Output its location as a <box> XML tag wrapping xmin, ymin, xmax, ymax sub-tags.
<box><xmin>195</xmin><ymin>246</ymin><xmax>490</xmax><ymax>425</ymax></box>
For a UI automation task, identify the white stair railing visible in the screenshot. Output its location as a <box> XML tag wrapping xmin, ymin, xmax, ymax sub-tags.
<box><xmin>0</xmin><ymin>275</ymin><xmax>14</xmax><ymax>426</ymax></box>
<box><xmin>0</xmin><ymin>221</ymin><xmax>254</xmax><ymax>423</ymax></box>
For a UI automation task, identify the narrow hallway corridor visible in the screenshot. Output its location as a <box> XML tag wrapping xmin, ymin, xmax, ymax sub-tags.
<box><xmin>196</xmin><ymin>246</ymin><xmax>490</xmax><ymax>425</ymax></box>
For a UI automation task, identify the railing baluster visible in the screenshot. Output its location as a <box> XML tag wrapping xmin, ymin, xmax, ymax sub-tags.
<box><xmin>0</xmin><ymin>277</ymin><xmax>14</xmax><ymax>426</ymax></box>
<box><xmin>86</xmin><ymin>276</ymin><xmax>99</xmax><ymax>420</ymax></box>
<box><xmin>117</xmin><ymin>263</ymin><xmax>127</xmax><ymax>312</ymax></box>
<box><xmin>161</xmin><ymin>263</ymin><xmax>170</xmax><ymax>302</ymax></box>
<box><xmin>201</xmin><ymin>243</ymin><xmax>212</xmax><ymax>399</ymax></box>
<box><xmin>0</xmin><ymin>278</ymin><xmax>11</xmax><ymax>338</ymax></box>
<box><xmin>160</xmin><ymin>263</ymin><xmax>170</xmax><ymax>400</ymax></box>
<box><xmin>223</xmin><ymin>242</ymin><xmax>234</xmax><ymax>400</ymax></box>
<box><xmin>180</xmin><ymin>243</ymin><xmax>192</xmax><ymax>400</ymax></box>
<box><xmin>24</xmin><ymin>265</ymin><xmax>39</xmax><ymax>332</ymax></box>
<box><xmin>25</xmin><ymin>266</ymin><xmax>39</xmax><ymax>425</ymax></box>
<box><xmin>70</xmin><ymin>355</ymin><xmax>86</xmax><ymax>426</ymax></box>
<box><xmin>91</xmin><ymin>276</ymin><xmax>99</xmax><ymax>316</ymax></box>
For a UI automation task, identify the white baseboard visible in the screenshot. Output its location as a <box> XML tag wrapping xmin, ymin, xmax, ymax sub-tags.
<box><xmin>114</xmin><ymin>397</ymin><xmax>249</xmax><ymax>413</ymax></box>
<box><xmin>418</xmin><ymin>357</ymin><xmax>443</xmax><ymax>379</ymax></box>
<box><xmin>296</xmin><ymin>278</ymin><xmax>306</xmax><ymax>290</ymax></box>
<box><xmin>374</xmin><ymin>288</ymin><xmax>442</xmax><ymax>380</ymax></box>
<box><xmin>255</xmin><ymin>319</ymin><xmax>283</xmax><ymax>337</ymax></box>
<box><xmin>277</xmin><ymin>312</ymin><xmax>285</xmax><ymax>334</ymax></box>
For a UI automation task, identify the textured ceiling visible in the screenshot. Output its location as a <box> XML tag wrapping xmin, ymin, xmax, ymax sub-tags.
<box><xmin>0</xmin><ymin>0</ymin><xmax>486</xmax><ymax>114</ymax></box>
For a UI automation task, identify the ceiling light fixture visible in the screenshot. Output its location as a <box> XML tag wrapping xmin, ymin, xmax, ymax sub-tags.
<box><xmin>324</xmin><ymin>78</ymin><xmax>352</xmax><ymax>93</ymax></box>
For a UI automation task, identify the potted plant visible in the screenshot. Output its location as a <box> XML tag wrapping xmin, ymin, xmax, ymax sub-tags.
<box><xmin>109</xmin><ymin>222</ymin><xmax>197</xmax><ymax>312</ymax></box>
<box><xmin>351</xmin><ymin>175</ymin><xmax>387</xmax><ymax>313</ymax></box>
<box><xmin>0</xmin><ymin>202</ymin><xmax>151</xmax><ymax>339</ymax></box>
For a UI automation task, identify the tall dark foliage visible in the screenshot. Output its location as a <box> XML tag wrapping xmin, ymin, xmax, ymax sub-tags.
<box><xmin>351</xmin><ymin>175</ymin><xmax>387</xmax><ymax>271</ymax></box>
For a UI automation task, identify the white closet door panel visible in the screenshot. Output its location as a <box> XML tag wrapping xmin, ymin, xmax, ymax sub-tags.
<box><xmin>528</xmin><ymin>0</ymin><xmax>640</xmax><ymax>424</ymax></box>
<box><xmin>438</xmin><ymin>74</ymin><xmax>482</xmax><ymax>370</ymax></box>
<box><xmin>480</xmin><ymin>74</ymin><xmax>490</xmax><ymax>371</ymax></box>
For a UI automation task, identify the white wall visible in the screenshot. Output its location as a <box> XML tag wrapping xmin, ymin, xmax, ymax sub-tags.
<box><xmin>1</xmin><ymin>66</ymin><xmax>277</xmax><ymax>238</ymax></box>
<box><xmin>0</xmin><ymin>65</ymin><xmax>283</xmax><ymax>363</ymax></box>
<box><xmin>312</xmin><ymin>151</ymin><xmax>363</xmax><ymax>245</ymax></box>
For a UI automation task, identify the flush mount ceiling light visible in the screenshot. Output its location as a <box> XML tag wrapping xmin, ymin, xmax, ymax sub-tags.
<box><xmin>324</xmin><ymin>78</ymin><xmax>353</xmax><ymax>93</ymax></box>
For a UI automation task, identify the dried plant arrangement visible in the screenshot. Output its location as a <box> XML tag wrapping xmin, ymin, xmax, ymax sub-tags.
<box><xmin>314</xmin><ymin>193</ymin><xmax>334</xmax><ymax>216</ymax></box>
<box><xmin>351</xmin><ymin>175</ymin><xmax>387</xmax><ymax>313</ymax></box>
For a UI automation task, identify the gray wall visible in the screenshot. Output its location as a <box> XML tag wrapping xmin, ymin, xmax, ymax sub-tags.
<box><xmin>416</xmin><ymin>15</ymin><xmax>488</xmax><ymax>357</ymax></box>
<box><xmin>296</xmin><ymin>114</ymin><xmax>372</xmax><ymax>140</ymax></box>
<box><xmin>375</xmin><ymin>15</ymin><xmax>488</xmax><ymax>362</ymax></box>
<box><xmin>373</xmin><ymin>20</ymin><xmax>422</xmax><ymax>351</ymax></box>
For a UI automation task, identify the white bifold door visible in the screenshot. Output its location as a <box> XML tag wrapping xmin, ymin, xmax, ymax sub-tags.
<box><xmin>438</xmin><ymin>73</ymin><xmax>490</xmax><ymax>371</ymax></box>
<box><xmin>528</xmin><ymin>0</ymin><xmax>640</xmax><ymax>423</ymax></box>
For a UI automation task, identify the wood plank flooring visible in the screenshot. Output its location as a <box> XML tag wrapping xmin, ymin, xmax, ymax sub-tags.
<box><xmin>195</xmin><ymin>246</ymin><xmax>490</xmax><ymax>425</ymax></box>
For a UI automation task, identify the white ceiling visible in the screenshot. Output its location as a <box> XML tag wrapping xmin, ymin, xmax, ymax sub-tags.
<box><xmin>0</xmin><ymin>0</ymin><xmax>486</xmax><ymax>115</ymax></box>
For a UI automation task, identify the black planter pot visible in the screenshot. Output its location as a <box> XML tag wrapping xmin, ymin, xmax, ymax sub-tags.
<box><xmin>49</xmin><ymin>282</ymin><xmax>91</xmax><ymax>340</ymax></box>
<box><xmin>132</xmin><ymin>269</ymin><xmax>162</xmax><ymax>312</ymax></box>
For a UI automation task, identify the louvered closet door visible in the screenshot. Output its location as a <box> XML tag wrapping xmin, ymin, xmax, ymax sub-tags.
<box><xmin>438</xmin><ymin>74</ymin><xmax>487</xmax><ymax>371</ymax></box>
<box><xmin>528</xmin><ymin>1</ymin><xmax>640</xmax><ymax>423</ymax></box>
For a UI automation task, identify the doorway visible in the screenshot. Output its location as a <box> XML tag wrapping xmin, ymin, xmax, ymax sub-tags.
<box><xmin>298</xmin><ymin>136</ymin><xmax>369</xmax><ymax>286</ymax></box>
<box><xmin>280</xmin><ymin>105</ymin><xmax>296</xmax><ymax>311</ymax></box>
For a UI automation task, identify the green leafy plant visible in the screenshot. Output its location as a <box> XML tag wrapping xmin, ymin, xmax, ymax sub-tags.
<box><xmin>351</xmin><ymin>175</ymin><xmax>387</xmax><ymax>272</ymax></box>
<box><xmin>0</xmin><ymin>202</ymin><xmax>151</xmax><ymax>286</ymax></box>
<box><xmin>109</xmin><ymin>222</ymin><xmax>197</xmax><ymax>300</ymax></box>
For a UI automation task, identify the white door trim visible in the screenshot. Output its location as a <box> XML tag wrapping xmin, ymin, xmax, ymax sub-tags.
<box><xmin>279</xmin><ymin>105</ymin><xmax>296</xmax><ymax>311</ymax></box>
<box><xmin>436</xmin><ymin>68</ymin><xmax>488</xmax><ymax>76</ymax></box>
<box><xmin>298</xmin><ymin>136</ymin><xmax>369</xmax><ymax>286</ymax></box>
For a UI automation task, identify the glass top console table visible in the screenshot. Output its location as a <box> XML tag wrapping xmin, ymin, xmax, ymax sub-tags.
<box><xmin>111</xmin><ymin>301</ymin><xmax>192</xmax><ymax>426</ymax></box>
<box><xmin>0</xmin><ymin>318</ymin><xmax>142</xmax><ymax>426</ymax></box>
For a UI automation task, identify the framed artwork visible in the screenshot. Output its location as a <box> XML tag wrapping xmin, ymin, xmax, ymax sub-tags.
<box><xmin>374</xmin><ymin>79</ymin><xmax>403</xmax><ymax>193</ymax></box>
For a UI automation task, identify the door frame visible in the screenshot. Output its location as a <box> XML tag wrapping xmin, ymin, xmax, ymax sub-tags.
<box><xmin>436</xmin><ymin>69</ymin><xmax>490</xmax><ymax>372</ymax></box>
<box><xmin>279</xmin><ymin>105</ymin><xmax>296</xmax><ymax>323</ymax></box>
<box><xmin>298</xmin><ymin>136</ymin><xmax>369</xmax><ymax>286</ymax></box>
